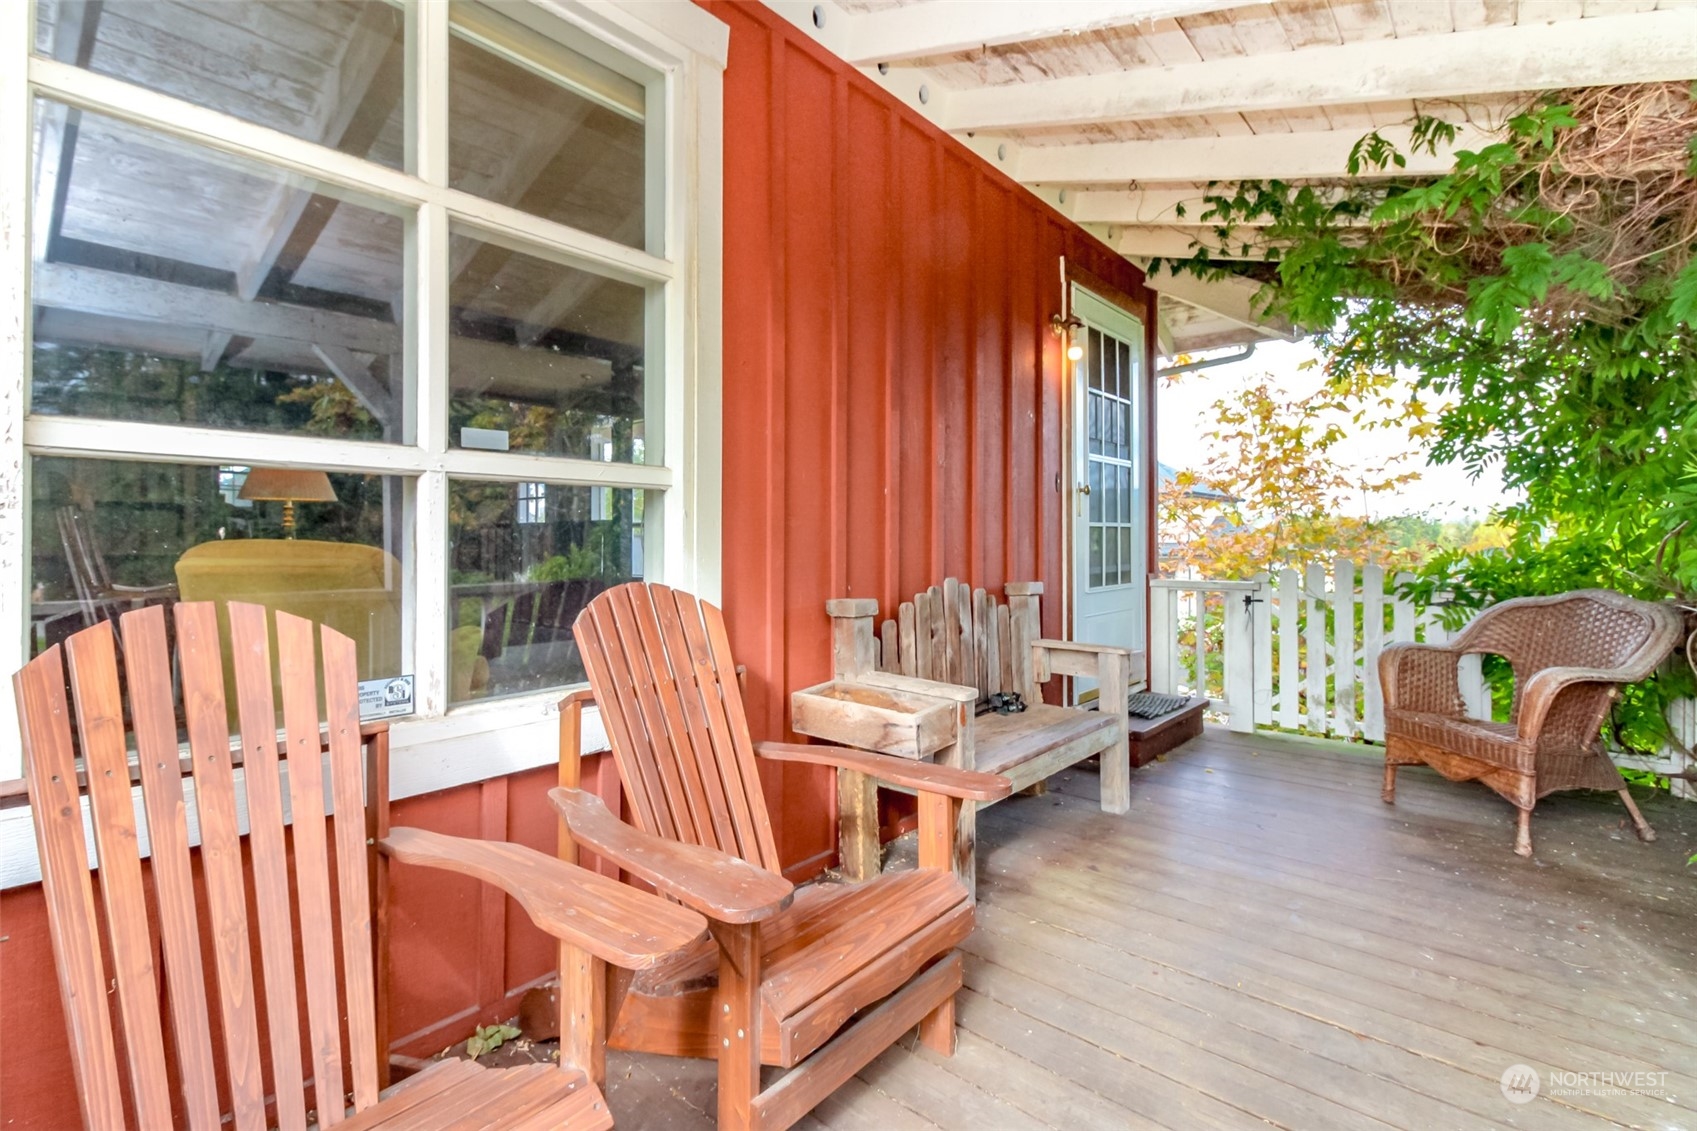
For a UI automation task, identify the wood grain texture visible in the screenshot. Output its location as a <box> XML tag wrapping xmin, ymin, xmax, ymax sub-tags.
<box><xmin>176</xmin><ymin>602</ymin><xmax>270</xmax><ymax>1130</ymax></box>
<box><xmin>119</xmin><ymin>607</ymin><xmax>223</xmax><ymax>1131</ymax></box>
<box><xmin>550</xmin><ymin>787</ymin><xmax>794</xmax><ymax>924</ymax></box>
<box><xmin>62</xmin><ymin>623</ymin><xmax>176</xmax><ymax>1129</ymax></box>
<box><xmin>13</xmin><ymin>647</ymin><xmax>127</xmax><ymax>1131</ymax></box>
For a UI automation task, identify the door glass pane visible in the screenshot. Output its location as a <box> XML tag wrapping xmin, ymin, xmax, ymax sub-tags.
<box><xmin>1120</xmin><ymin>528</ymin><xmax>1133</xmax><ymax>585</ymax></box>
<box><xmin>1120</xmin><ymin>465</ymin><xmax>1132</xmax><ymax>522</ymax></box>
<box><xmin>1118</xmin><ymin>339</ymin><xmax>1131</xmax><ymax>401</ymax></box>
<box><xmin>1104</xmin><ymin>521</ymin><xmax>1118</xmax><ymax>581</ymax></box>
<box><xmin>38</xmin><ymin>0</ymin><xmax>407</xmax><ymax>170</ymax></box>
<box><xmin>1087</xmin><ymin>394</ymin><xmax>1100</xmax><ymax>456</ymax></box>
<box><xmin>449</xmin><ymin>4</ymin><xmax>647</xmax><ymax>248</ymax></box>
<box><xmin>1088</xmin><ymin>527</ymin><xmax>1102</xmax><ymax>589</ymax></box>
<box><xmin>1088</xmin><ymin>460</ymin><xmax>1102</xmax><ymax>522</ymax></box>
<box><xmin>449</xmin><ymin>479</ymin><xmax>643</xmax><ymax>703</ymax></box>
<box><xmin>449</xmin><ymin>230</ymin><xmax>647</xmax><ymax>461</ymax></box>
<box><xmin>1102</xmin><ymin>460</ymin><xmax>1116</xmax><ymax>525</ymax></box>
<box><xmin>1088</xmin><ymin>329</ymin><xmax>1103</xmax><ymax>391</ymax></box>
<box><xmin>31</xmin><ymin>456</ymin><xmax>406</xmax><ymax>685</ymax></box>
<box><xmin>29</xmin><ymin>101</ymin><xmax>408</xmax><ymax>442</ymax></box>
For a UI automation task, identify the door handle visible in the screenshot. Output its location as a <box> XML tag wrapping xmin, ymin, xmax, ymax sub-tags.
<box><xmin>1078</xmin><ymin>483</ymin><xmax>1091</xmax><ymax>495</ymax></box>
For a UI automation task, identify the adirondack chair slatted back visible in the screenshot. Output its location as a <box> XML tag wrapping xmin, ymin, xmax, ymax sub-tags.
<box><xmin>573</xmin><ymin>582</ymin><xmax>782</xmax><ymax>873</ymax></box>
<box><xmin>875</xmin><ymin>579</ymin><xmax>1041</xmax><ymax>704</ymax></box>
<box><xmin>15</xmin><ymin>602</ymin><xmax>380</xmax><ymax>1131</ymax></box>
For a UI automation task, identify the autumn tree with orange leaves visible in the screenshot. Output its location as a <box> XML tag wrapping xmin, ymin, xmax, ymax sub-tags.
<box><xmin>1161</xmin><ymin>364</ymin><xmax>1441</xmax><ymax>578</ymax></box>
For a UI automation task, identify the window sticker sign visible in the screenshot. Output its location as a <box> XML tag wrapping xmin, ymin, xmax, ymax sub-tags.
<box><xmin>359</xmin><ymin>675</ymin><xmax>415</xmax><ymax>721</ymax></box>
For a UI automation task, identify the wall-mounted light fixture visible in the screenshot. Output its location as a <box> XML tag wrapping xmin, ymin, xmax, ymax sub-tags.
<box><xmin>1050</xmin><ymin>313</ymin><xmax>1085</xmax><ymax>362</ymax></box>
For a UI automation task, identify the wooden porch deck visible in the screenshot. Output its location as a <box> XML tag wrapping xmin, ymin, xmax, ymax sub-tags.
<box><xmin>603</xmin><ymin>726</ymin><xmax>1697</xmax><ymax>1130</ymax></box>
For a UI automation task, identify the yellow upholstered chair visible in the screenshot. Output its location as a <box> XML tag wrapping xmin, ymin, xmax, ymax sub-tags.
<box><xmin>175</xmin><ymin>539</ymin><xmax>404</xmax><ymax>683</ymax></box>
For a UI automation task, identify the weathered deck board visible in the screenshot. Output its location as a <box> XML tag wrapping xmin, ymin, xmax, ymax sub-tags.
<box><xmin>605</xmin><ymin>727</ymin><xmax>1697</xmax><ymax>1129</ymax></box>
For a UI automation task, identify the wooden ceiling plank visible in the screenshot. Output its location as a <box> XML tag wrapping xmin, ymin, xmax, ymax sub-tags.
<box><xmin>837</xmin><ymin>0</ymin><xmax>1265</xmax><ymax>65</ymax></box>
<box><xmin>1016</xmin><ymin>122</ymin><xmax>1491</xmax><ymax>183</ymax></box>
<box><xmin>235</xmin><ymin>3</ymin><xmax>403</xmax><ymax>301</ymax></box>
<box><xmin>942</xmin><ymin>7</ymin><xmax>1697</xmax><ymax>131</ymax></box>
<box><xmin>1149</xmin><ymin>272</ymin><xmax>1299</xmax><ymax>339</ymax></box>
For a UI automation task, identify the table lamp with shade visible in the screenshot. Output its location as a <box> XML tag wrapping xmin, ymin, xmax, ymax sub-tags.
<box><xmin>238</xmin><ymin>467</ymin><xmax>337</xmax><ymax>538</ymax></box>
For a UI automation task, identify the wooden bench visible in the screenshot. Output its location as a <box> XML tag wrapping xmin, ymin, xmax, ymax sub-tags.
<box><xmin>794</xmin><ymin>578</ymin><xmax>1141</xmax><ymax>884</ymax></box>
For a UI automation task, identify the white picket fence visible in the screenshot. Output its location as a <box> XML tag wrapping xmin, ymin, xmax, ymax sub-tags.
<box><xmin>1149</xmin><ymin>561</ymin><xmax>1696</xmax><ymax>799</ymax></box>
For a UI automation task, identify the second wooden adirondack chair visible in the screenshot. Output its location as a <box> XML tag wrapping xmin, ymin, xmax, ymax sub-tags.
<box><xmin>555</xmin><ymin>582</ymin><xmax>1012</xmax><ymax>1131</ymax></box>
<box><xmin>15</xmin><ymin>602</ymin><xmax>705</xmax><ymax>1131</ymax></box>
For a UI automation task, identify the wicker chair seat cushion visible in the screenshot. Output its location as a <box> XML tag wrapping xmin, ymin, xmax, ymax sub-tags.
<box><xmin>1383</xmin><ymin>711</ymin><xmax>1534</xmax><ymax>774</ymax></box>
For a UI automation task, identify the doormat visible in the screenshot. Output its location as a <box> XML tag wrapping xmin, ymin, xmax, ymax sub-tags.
<box><xmin>1127</xmin><ymin>691</ymin><xmax>1192</xmax><ymax>719</ymax></box>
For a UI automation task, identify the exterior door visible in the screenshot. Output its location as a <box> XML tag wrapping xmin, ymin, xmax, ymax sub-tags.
<box><xmin>1070</xmin><ymin>286</ymin><xmax>1147</xmax><ymax>703</ymax></box>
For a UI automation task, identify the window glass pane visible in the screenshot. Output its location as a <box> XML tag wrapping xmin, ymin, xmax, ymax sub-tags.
<box><xmin>36</xmin><ymin>0</ymin><xmax>406</xmax><ymax>170</ymax></box>
<box><xmin>449</xmin><ymin>5</ymin><xmax>647</xmax><ymax>247</ymax></box>
<box><xmin>30</xmin><ymin>101</ymin><xmax>409</xmax><ymax>442</ymax></box>
<box><xmin>449</xmin><ymin>231</ymin><xmax>646</xmax><ymax>461</ymax></box>
<box><xmin>31</xmin><ymin>457</ymin><xmax>406</xmax><ymax>686</ymax></box>
<box><xmin>449</xmin><ymin>479</ymin><xmax>643</xmax><ymax>704</ymax></box>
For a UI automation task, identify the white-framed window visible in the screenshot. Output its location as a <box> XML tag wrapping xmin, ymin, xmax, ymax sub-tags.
<box><xmin>0</xmin><ymin>0</ymin><xmax>727</xmax><ymax>792</ymax></box>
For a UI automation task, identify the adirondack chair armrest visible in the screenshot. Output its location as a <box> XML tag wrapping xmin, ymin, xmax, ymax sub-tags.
<box><xmin>849</xmin><ymin>670</ymin><xmax>980</xmax><ymax>703</ymax></box>
<box><xmin>1030</xmin><ymin>638</ymin><xmax>1143</xmax><ymax>688</ymax></box>
<box><xmin>548</xmin><ymin>787</ymin><xmax>795</xmax><ymax>924</ymax></box>
<box><xmin>379</xmin><ymin>827</ymin><xmax>707</xmax><ymax>969</ymax></box>
<box><xmin>1378</xmin><ymin>642</ymin><xmax>1466</xmax><ymax>715</ymax></box>
<box><xmin>756</xmin><ymin>741</ymin><xmax>1012</xmax><ymax>802</ymax></box>
<box><xmin>1516</xmin><ymin>665</ymin><xmax>1632</xmax><ymax>739</ymax></box>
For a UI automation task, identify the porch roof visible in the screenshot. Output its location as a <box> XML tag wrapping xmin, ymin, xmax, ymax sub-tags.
<box><xmin>782</xmin><ymin>0</ymin><xmax>1697</xmax><ymax>356</ymax></box>
<box><xmin>599</xmin><ymin>726</ymin><xmax>1697</xmax><ymax>1128</ymax></box>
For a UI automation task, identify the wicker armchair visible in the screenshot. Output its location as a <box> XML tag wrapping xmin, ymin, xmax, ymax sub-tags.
<box><xmin>1379</xmin><ymin>589</ymin><xmax>1683</xmax><ymax>857</ymax></box>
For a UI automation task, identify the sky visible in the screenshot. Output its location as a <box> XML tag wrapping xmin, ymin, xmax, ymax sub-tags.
<box><xmin>1155</xmin><ymin>338</ymin><xmax>1517</xmax><ymax>522</ymax></box>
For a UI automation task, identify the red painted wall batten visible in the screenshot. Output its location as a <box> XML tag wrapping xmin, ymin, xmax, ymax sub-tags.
<box><xmin>0</xmin><ymin>4</ymin><xmax>1154</xmax><ymax>1124</ymax></box>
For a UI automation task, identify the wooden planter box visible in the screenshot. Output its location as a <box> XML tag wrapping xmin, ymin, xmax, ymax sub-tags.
<box><xmin>790</xmin><ymin>680</ymin><xmax>958</xmax><ymax>759</ymax></box>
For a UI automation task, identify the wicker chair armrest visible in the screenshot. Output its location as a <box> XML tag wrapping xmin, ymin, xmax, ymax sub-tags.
<box><xmin>1378</xmin><ymin>642</ymin><xmax>1466</xmax><ymax>715</ymax></box>
<box><xmin>1516</xmin><ymin>665</ymin><xmax>1630</xmax><ymax>740</ymax></box>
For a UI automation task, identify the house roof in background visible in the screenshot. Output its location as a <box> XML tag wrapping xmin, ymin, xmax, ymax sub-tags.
<box><xmin>770</xmin><ymin>0</ymin><xmax>1697</xmax><ymax>356</ymax></box>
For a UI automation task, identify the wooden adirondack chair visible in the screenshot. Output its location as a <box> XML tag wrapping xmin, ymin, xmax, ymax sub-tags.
<box><xmin>14</xmin><ymin>601</ymin><xmax>705</xmax><ymax>1131</ymax></box>
<box><xmin>555</xmin><ymin>582</ymin><xmax>1012</xmax><ymax>1131</ymax></box>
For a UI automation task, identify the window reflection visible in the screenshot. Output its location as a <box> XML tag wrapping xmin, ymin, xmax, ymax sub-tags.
<box><xmin>448</xmin><ymin>479</ymin><xmax>642</xmax><ymax>703</ymax></box>
<box><xmin>31</xmin><ymin>457</ymin><xmax>405</xmax><ymax>685</ymax></box>
<box><xmin>29</xmin><ymin>101</ymin><xmax>408</xmax><ymax>442</ymax></box>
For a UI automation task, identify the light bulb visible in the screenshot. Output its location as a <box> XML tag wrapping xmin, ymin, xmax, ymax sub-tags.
<box><xmin>1066</xmin><ymin>342</ymin><xmax>1084</xmax><ymax>362</ymax></box>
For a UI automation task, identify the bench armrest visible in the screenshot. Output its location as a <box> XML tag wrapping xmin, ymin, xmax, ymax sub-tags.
<box><xmin>549</xmin><ymin>787</ymin><xmax>794</xmax><ymax>925</ymax></box>
<box><xmin>1031</xmin><ymin>638</ymin><xmax>1144</xmax><ymax>690</ymax></box>
<box><xmin>379</xmin><ymin>827</ymin><xmax>706</xmax><ymax>969</ymax></box>
<box><xmin>757</xmin><ymin>741</ymin><xmax>1011</xmax><ymax>801</ymax></box>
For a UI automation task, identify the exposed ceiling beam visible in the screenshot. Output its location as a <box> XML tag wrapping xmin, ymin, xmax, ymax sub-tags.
<box><xmin>944</xmin><ymin>8</ymin><xmax>1697</xmax><ymax>132</ymax></box>
<box><xmin>1017</xmin><ymin>123</ymin><xmax>1493</xmax><ymax>185</ymax></box>
<box><xmin>34</xmin><ymin>262</ymin><xmax>616</xmax><ymax>398</ymax></box>
<box><xmin>837</xmin><ymin>0</ymin><xmax>1262</xmax><ymax>66</ymax></box>
<box><xmin>1147</xmin><ymin>271</ymin><xmax>1297</xmax><ymax>341</ymax></box>
<box><xmin>36</xmin><ymin>262</ymin><xmax>399</xmax><ymax>354</ymax></box>
<box><xmin>1114</xmin><ymin>227</ymin><xmax>1274</xmax><ymax>260</ymax></box>
<box><xmin>1071</xmin><ymin>188</ymin><xmax>1355</xmax><ymax>226</ymax></box>
<box><xmin>235</xmin><ymin>1</ymin><xmax>402</xmax><ymax>301</ymax></box>
<box><xmin>311</xmin><ymin>343</ymin><xmax>392</xmax><ymax>426</ymax></box>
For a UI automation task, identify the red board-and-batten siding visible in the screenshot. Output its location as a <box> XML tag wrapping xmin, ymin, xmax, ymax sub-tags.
<box><xmin>0</xmin><ymin>2</ymin><xmax>1156</xmax><ymax>1123</ymax></box>
<box><xmin>703</xmin><ymin>0</ymin><xmax>1157</xmax><ymax>874</ymax></box>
